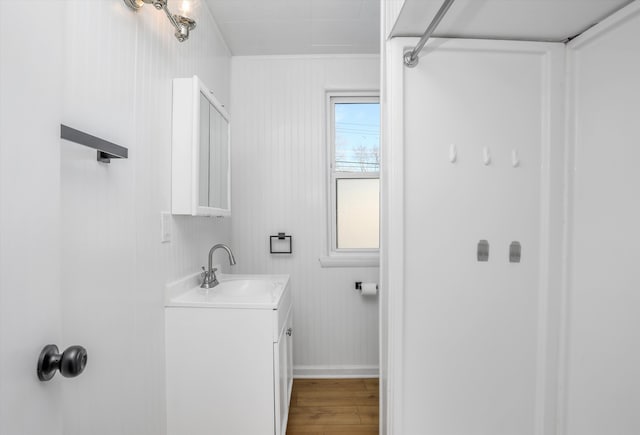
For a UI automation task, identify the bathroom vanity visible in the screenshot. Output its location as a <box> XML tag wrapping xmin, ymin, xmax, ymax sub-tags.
<box><xmin>164</xmin><ymin>273</ymin><xmax>293</xmax><ymax>435</ymax></box>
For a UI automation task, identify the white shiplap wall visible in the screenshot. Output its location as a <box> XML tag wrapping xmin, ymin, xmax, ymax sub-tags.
<box><xmin>231</xmin><ymin>55</ymin><xmax>381</xmax><ymax>377</ymax></box>
<box><xmin>58</xmin><ymin>1</ymin><xmax>232</xmax><ymax>434</ymax></box>
<box><xmin>564</xmin><ymin>4</ymin><xmax>640</xmax><ymax>434</ymax></box>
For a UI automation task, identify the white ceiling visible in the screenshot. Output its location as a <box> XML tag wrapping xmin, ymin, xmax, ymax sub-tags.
<box><xmin>391</xmin><ymin>0</ymin><xmax>634</xmax><ymax>41</ymax></box>
<box><xmin>204</xmin><ymin>0</ymin><xmax>381</xmax><ymax>55</ymax></box>
<box><xmin>203</xmin><ymin>0</ymin><xmax>635</xmax><ymax>56</ymax></box>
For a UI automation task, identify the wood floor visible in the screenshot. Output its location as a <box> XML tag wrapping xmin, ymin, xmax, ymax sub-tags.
<box><xmin>286</xmin><ymin>378</ymin><xmax>379</xmax><ymax>435</ymax></box>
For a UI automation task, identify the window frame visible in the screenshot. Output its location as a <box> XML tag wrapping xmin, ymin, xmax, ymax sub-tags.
<box><xmin>322</xmin><ymin>91</ymin><xmax>380</xmax><ymax>267</ymax></box>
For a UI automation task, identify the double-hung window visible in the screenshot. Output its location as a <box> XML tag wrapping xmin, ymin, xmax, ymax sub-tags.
<box><xmin>324</xmin><ymin>92</ymin><xmax>380</xmax><ymax>265</ymax></box>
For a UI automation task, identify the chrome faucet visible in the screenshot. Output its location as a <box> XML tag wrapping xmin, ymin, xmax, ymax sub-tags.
<box><xmin>201</xmin><ymin>244</ymin><xmax>236</xmax><ymax>289</ymax></box>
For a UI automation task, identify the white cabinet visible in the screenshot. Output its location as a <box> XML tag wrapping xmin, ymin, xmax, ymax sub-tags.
<box><xmin>171</xmin><ymin>75</ymin><xmax>231</xmax><ymax>217</ymax></box>
<box><xmin>165</xmin><ymin>279</ymin><xmax>293</xmax><ymax>435</ymax></box>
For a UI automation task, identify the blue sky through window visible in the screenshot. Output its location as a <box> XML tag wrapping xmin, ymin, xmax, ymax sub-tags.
<box><xmin>334</xmin><ymin>103</ymin><xmax>380</xmax><ymax>172</ymax></box>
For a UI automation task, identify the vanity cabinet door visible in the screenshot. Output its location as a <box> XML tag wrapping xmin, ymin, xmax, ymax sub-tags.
<box><xmin>274</xmin><ymin>307</ymin><xmax>293</xmax><ymax>435</ymax></box>
<box><xmin>285</xmin><ymin>312</ymin><xmax>293</xmax><ymax>410</ymax></box>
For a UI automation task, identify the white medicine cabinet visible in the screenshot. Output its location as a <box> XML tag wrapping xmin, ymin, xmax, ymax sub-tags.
<box><xmin>172</xmin><ymin>76</ymin><xmax>230</xmax><ymax>217</ymax></box>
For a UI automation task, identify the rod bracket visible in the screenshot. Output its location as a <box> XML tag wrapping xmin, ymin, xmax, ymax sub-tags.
<box><xmin>403</xmin><ymin>50</ymin><xmax>419</xmax><ymax>68</ymax></box>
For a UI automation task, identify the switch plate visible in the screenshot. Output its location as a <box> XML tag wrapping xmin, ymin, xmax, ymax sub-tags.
<box><xmin>161</xmin><ymin>212</ymin><xmax>172</xmax><ymax>243</ymax></box>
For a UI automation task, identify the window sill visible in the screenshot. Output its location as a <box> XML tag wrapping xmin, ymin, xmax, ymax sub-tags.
<box><xmin>319</xmin><ymin>255</ymin><xmax>380</xmax><ymax>268</ymax></box>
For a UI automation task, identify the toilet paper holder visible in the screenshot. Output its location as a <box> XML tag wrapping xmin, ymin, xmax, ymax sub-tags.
<box><xmin>355</xmin><ymin>282</ymin><xmax>378</xmax><ymax>291</ymax></box>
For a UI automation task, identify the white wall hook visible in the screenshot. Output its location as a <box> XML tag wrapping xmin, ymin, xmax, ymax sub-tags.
<box><xmin>512</xmin><ymin>149</ymin><xmax>520</xmax><ymax>167</ymax></box>
<box><xmin>483</xmin><ymin>147</ymin><xmax>491</xmax><ymax>166</ymax></box>
<box><xmin>449</xmin><ymin>144</ymin><xmax>457</xmax><ymax>163</ymax></box>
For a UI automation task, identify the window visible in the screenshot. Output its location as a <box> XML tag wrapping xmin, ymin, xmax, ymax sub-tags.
<box><xmin>325</xmin><ymin>93</ymin><xmax>380</xmax><ymax>265</ymax></box>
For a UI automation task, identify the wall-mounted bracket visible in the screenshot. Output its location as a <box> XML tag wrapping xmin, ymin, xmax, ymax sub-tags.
<box><xmin>477</xmin><ymin>240</ymin><xmax>490</xmax><ymax>262</ymax></box>
<box><xmin>60</xmin><ymin>124</ymin><xmax>129</xmax><ymax>163</ymax></box>
<box><xmin>509</xmin><ymin>241</ymin><xmax>522</xmax><ymax>263</ymax></box>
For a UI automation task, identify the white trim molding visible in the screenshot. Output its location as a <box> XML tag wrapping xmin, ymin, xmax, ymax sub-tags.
<box><xmin>383</xmin><ymin>37</ymin><xmax>408</xmax><ymax>435</ymax></box>
<box><xmin>294</xmin><ymin>365</ymin><xmax>380</xmax><ymax>379</ymax></box>
<box><xmin>319</xmin><ymin>255</ymin><xmax>379</xmax><ymax>268</ymax></box>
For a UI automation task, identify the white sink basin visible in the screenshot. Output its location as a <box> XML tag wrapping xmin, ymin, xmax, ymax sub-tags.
<box><xmin>165</xmin><ymin>273</ymin><xmax>290</xmax><ymax>309</ymax></box>
<box><xmin>213</xmin><ymin>278</ymin><xmax>276</xmax><ymax>297</ymax></box>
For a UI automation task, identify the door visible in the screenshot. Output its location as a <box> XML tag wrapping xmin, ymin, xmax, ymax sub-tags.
<box><xmin>0</xmin><ymin>2</ymin><xmax>64</xmax><ymax>434</ymax></box>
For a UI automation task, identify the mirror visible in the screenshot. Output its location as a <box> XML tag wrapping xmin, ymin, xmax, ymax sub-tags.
<box><xmin>198</xmin><ymin>92</ymin><xmax>229</xmax><ymax>210</ymax></box>
<box><xmin>172</xmin><ymin>76</ymin><xmax>230</xmax><ymax>217</ymax></box>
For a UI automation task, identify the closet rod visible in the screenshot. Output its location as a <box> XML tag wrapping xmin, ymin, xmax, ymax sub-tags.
<box><xmin>403</xmin><ymin>0</ymin><xmax>456</xmax><ymax>68</ymax></box>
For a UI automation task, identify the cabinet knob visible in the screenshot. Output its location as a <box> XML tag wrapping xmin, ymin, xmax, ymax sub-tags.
<box><xmin>286</xmin><ymin>328</ymin><xmax>292</xmax><ymax>337</ymax></box>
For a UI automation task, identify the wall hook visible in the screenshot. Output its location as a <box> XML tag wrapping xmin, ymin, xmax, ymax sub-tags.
<box><xmin>483</xmin><ymin>147</ymin><xmax>491</xmax><ymax>166</ymax></box>
<box><xmin>512</xmin><ymin>149</ymin><xmax>520</xmax><ymax>167</ymax></box>
<box><xmin>449</xmin><ymin>144</ymin><xmax>457</xmax><ymax>163</ymax></box>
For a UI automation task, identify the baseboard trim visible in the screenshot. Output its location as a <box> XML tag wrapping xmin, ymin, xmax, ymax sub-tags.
<box><xmin>293</xmin><ymin>365</ymin><xmax>379</xmax><ymax>379</ymax></box>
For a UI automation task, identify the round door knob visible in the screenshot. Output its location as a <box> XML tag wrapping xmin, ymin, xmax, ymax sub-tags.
<box><xmin>37</xmin><ymin>344</ymin><xmax>88</xmax><ymax>382</ymax></box>
<box><xmin>286</xmin><ymin>328</ymin><xmax>293</xmax><ymax>336</ymax></box>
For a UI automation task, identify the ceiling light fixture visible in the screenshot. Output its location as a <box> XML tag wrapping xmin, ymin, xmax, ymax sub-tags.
<box><xmin>123</xmin><ymin>0</ymin><xmax>196</xmax><ymax>42</ymax></box>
